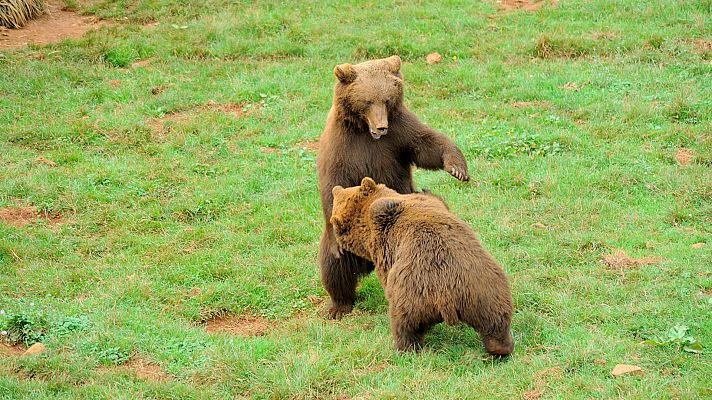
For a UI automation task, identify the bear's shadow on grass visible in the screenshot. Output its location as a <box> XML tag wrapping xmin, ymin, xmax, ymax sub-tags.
<box><xmin>355</xmin><ymin>275</ymin><xmax>489</xmax><ymax>355</ymax></box>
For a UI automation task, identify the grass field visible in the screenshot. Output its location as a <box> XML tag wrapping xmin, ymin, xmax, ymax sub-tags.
<box><xmin>1</xmin><ymin>0</ymin><xmax>710</xmax><ymax>398</ymax></box>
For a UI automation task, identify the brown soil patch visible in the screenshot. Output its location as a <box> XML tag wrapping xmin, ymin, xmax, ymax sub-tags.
<box><xmin>125</xmin><ymin>357</ymin><xmax>170</xmax><ymax>382</ymax></box>
<box><xmin>0</xmin><ymin>206</ymin><xmax>62</xmax><ymax>227</ymax></box>
<box><xmin>564</xmin><ymin>81</ymin><xmax>588</xmax><ymax>91</ymax></box>
<box><xmin>0</xmin><ymin>0</ymin><xmax>108</xmax><ymax>49</ymax></box>
<box><xmin>204</xmin><ymin>315</ymin><xmax>269</xmax><ymax>337</ymax></box>
<box><xmin>674</xmin><ymin>148</ymin><xmax>694</xmax><ymax>166</ymax></box>
<box><xmin>295</xmin><ymin>140</ymin><xmax>319</xmax><ymax>151</ymax></box>
<box><xmin>495</xmin><ymin>0</ymin><xmax>555</xmax><ymax>11</ymax></box>
<box><xmin>262</xmin><ymin>140</ymin><xmax>318</xmax><ymax>154</ymax></box>
<box><xmin>602</xmin><ymin>250</ymin><xmax>663</xmax><ymax>270</ymax></box>
<box><xmin>131</xmin><ymin>57</ymin><xmax>154</xmax><ymax>69</ymax></box>
<box><xmin>522</xmin><ymin>366</ymin><xmax>563</xmax><ymax>400</ymax></box>
<box><xmin>693</xmin><ymin>39</ymin><xmax>712</xmax><ymax>53</ymax></box>
<box><xmin>148</xmin><ymin>101</ymin><xmax>257</xmax><ymax>138</ymax></box>
<box><xmin>591</xmin><ymin>31</ymin><xmax>618</xmax><ymax>40</ymax></box>
<box><xmin>0</xmin><ymin>343</ymin><xmax>25</xmax><ymax>356</ymax></box>
<box><xmin>34</xmin><ymin>156</ymin><xmax>56</xmax><ymax>166</ymax></box>
<box><xmin>522</xmin><ymin>389</ymin><xmax>543</xmax><ymax>400</ymax></box>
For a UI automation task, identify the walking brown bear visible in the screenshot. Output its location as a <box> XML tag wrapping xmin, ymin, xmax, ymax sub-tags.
<box><xmin>317</xmin><ymin>55</ymin><xmax>470</xmax><ymax>319</ymax></box>
<box><xmin>330</xmin><ymin>177</ymin><xmax>514</xmax><ymax>355</ymax></box>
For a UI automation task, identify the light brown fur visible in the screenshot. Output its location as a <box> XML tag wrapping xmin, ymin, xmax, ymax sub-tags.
<box><xmin>330</xmin><ymin>178</ymin><xmax>514</xmax><ymax>355</ymax></box>
<box><xmin>317</xmin><ymin>55</ymin><xmax>469</xmax><ymax>319</ymax></box>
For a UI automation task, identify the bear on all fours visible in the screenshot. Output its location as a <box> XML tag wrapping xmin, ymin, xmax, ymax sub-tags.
<box><xmin>330</xmin><ymin>178</ymin><xmax>514</xmax><ymax>355</ymax></box>
<box><xmin>317</xmin><ymin>55</ymin><xmax>470</xmax><ymax>319</ymax></box>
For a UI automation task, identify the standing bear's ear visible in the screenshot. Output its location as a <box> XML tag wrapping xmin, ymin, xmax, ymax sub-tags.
<box><xmin>360</xmin><ymin>177</ymin><xmax>377</xmax><ymax>194</ymax></box>
<box><xmin>332</xmin><ymin>185</ymin><xmax>344</xmax><ymax>196</ymax></box>
<box><xmin>334</xmin><ymin>63</ymin><xmax>357</xmax><ymax>84</ymax></box>
<box><xmin>384</xmin><ymin>55</ymin><xmax>401</xmax><ymax>74</ymax></box>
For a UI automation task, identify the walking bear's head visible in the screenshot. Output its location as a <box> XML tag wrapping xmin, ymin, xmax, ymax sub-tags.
<box><xmin>330</xmin><ymin>177</ymin><xmax>402</xmax><ymax>259</ymax></box>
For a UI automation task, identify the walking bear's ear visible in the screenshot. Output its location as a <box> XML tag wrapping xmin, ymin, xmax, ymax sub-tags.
<box><xmin>332</xmin><ymin>185</ymin><xmax>344</xmax><ymax>196</ymax></box>
<box><xmin>384</xmin><ymin>55</ymin><xmax>401</xmax><ymax>74</ymax></box>
<box><xmin>369</xmin><ymin>197</ymin><xmax>403</xmax><ymax>230</ymax></box>
<box><xmin>334</xmin><ymin>63</ymin><xmax>357</xmax><ymax>84</ymax></box>
<box><xmin>360</xmin><ymin>177</ymin><xmax>377</xmax><ymax>195</ymax></box>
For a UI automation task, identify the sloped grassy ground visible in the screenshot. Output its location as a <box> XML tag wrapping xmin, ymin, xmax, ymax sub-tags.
<box><xmin>0</xmin><ymin>0</ymin><xmax>710</xmax><ymax>398</ymax></box>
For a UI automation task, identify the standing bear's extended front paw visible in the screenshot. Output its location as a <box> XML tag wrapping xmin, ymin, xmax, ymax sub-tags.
<box><xmin>448</xmin><ymin>165</ymin><xmax>469</xmax><ymax>182</ymax></box>
<box><xmin>443</xmin><ymin>150</ymin><xmax>469</xmax><ymax>182</ymax></box>
<box><xmin>444</xmin><ymin>160</ymin><xmax>469</xmax><ymax>182</ymax></box>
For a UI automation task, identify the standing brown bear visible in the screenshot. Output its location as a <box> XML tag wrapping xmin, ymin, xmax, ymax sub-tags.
<box><xmin>330</xmin><ymin>177</ymin><xmax>514</xmax><ymax>355</ymax></box>
<box><xmin>317</xmin><ymin>55</ymin><xmax>470</xmax><ymax>319</ymax></box>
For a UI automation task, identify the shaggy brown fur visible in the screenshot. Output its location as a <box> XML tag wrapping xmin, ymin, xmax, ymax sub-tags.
<box><xmin>330</xmin><ymin>178</ymin><xmax>514</xmax><ymax>355</ymax></box>
<box><xmin>317</xmin><ymin>55</ymin><xmax>469</xmax><ymax>319</ymax></box>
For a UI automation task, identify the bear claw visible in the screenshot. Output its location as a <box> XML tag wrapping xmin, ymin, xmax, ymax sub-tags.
<box><xmin>324</xmin><ymin>302</ymin><xmax>353</xmax><ymax>319</ymax></box>
<box><xmin>449</xmin><ymin>167</ymin><xmax>468</xmax><ymax>182</ymax></box>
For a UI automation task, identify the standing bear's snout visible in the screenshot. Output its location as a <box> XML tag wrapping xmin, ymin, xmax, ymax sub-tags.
<box><xmin>364</xmin><ymin>102</ymin><xmax>388</xmax><ymax>140</ymax></box>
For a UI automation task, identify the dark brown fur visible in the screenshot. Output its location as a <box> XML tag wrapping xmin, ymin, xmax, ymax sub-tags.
<box><xmin>330</xmin><ymin>178</ymin><xmax>514</xmax><ymax>356</ymax></box>
<box><xmin>317</xmin><ymin>55</ymin><xmax>469</xmax><ymax>319</ymax></box>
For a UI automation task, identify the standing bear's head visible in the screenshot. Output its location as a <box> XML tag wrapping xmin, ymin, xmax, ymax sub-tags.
<box><xmin>332</xmin><ymin>55</ymin><xmax>404</xmax><ymax>140</ymax></box>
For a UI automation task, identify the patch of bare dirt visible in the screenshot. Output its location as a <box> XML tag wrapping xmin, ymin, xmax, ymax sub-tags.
<box><xmin>151</xmin><ymin>84</ymin><xmax>173</xmax><ymax>95</ymax></box>
<box><xmin>260</xmin><ymin>146</ymin><xmax>281</xmax><ymax>154</ymax></box>
<box><xmin>495</xmin><ymin>0</ymin><xmax>555</xmax><ymax>11</ymax></box>
<box><xmin>693</xmin><ymin>39</ymin><xmax>712</xmax><ymax>53</ymax></box>
<box><xmin>0</xmin><ymin>0</ymin><xmax>109</xmax><ymax>49</ymax></box>
<box><xmin>204</xmin><ymin>315</ymin><xmax>269</xmax><ymax>337</ymax></box>
<box><xmin>602</xmin><ymin>249</ymin><xmax>663</xmax><ymax>270</ymax></box>
<box><xmin>522</xmin><ymin>389</ymin><xmax>543</xmax><ymax>400</ymax></box>
<box><xmin>563</xmin><ymin>81</ymin><xmax>588</xmax><ymax>91</ymax></box>
<box><xmin>674</xmin><ymin>148</ymin><xmax>694</xmax><ymax>166</ymax></box>
<box><xmin>522</xmin><ymin>366</ymin><xmax>563</xmax><ymax>399</ymax></box>
<box><xmin>130</xmin><ymin>57</ymin><xmax>154</xmax><ymax>69</ymax></box>
<box><xmin>0</xmin><ymin>206</ymin><xmax>62</xmax><ymax>227</ymax></box>
<box><xmin>591</xmin><ymin>31</ymin><xmax>618</xmax><ymax>40</ymax></box>
<box><xmin>612</xmin><ymin>364</ymin><xmax>644</xmax><ymax>377</ymax></box>
<box><xmin>294</xmin><ymin>140</ymin><xmax>319</xmax><ymax>151</ymax></box>
<box><xmin>34</xmin><ymin>156</ymin><xmax>56</xmax><ymax>166</ymax></box>
<box><xmin>125</xmin><ymin>358</ymin><xmax>170</xmax><ymax>382</ymax></box>
<box><xmin>148</xmin><ymin>101</ymin><xmax>257</xmax><ymax>138</ymax></box>
<box><xmin>262</xmin><ymin>140</ymin><xmax>319</xmax><ymax>154</ymax></box>
<box><xmin>0</xmin><ymin>343</ymin><xmax>25</xmax><ymax>357</ymax></box>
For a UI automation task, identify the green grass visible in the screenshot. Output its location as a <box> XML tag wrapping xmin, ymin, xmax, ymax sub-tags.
<box><xmin>0</xmin><ymin>0</ymin><xmax>710</xmax><ymax>398</ymax></box>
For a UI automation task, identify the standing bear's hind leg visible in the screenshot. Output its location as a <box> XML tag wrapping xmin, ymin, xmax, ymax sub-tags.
<box><xmin>318</xmin><ymin>228</ymin><xmax>373</xmax><ymax>319</ymax></box>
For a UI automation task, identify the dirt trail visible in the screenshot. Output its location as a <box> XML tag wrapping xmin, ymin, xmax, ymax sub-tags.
<box><xmin>0</xmin><ymin>0</ymin><xmax>107</xmax><ymax>49</ymax></box>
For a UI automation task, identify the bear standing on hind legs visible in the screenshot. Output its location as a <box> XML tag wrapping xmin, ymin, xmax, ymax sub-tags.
<box><xmin>317</xmin><ymin>55</ymin><xmax>470</xmax><ymax>319</ymax></box>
